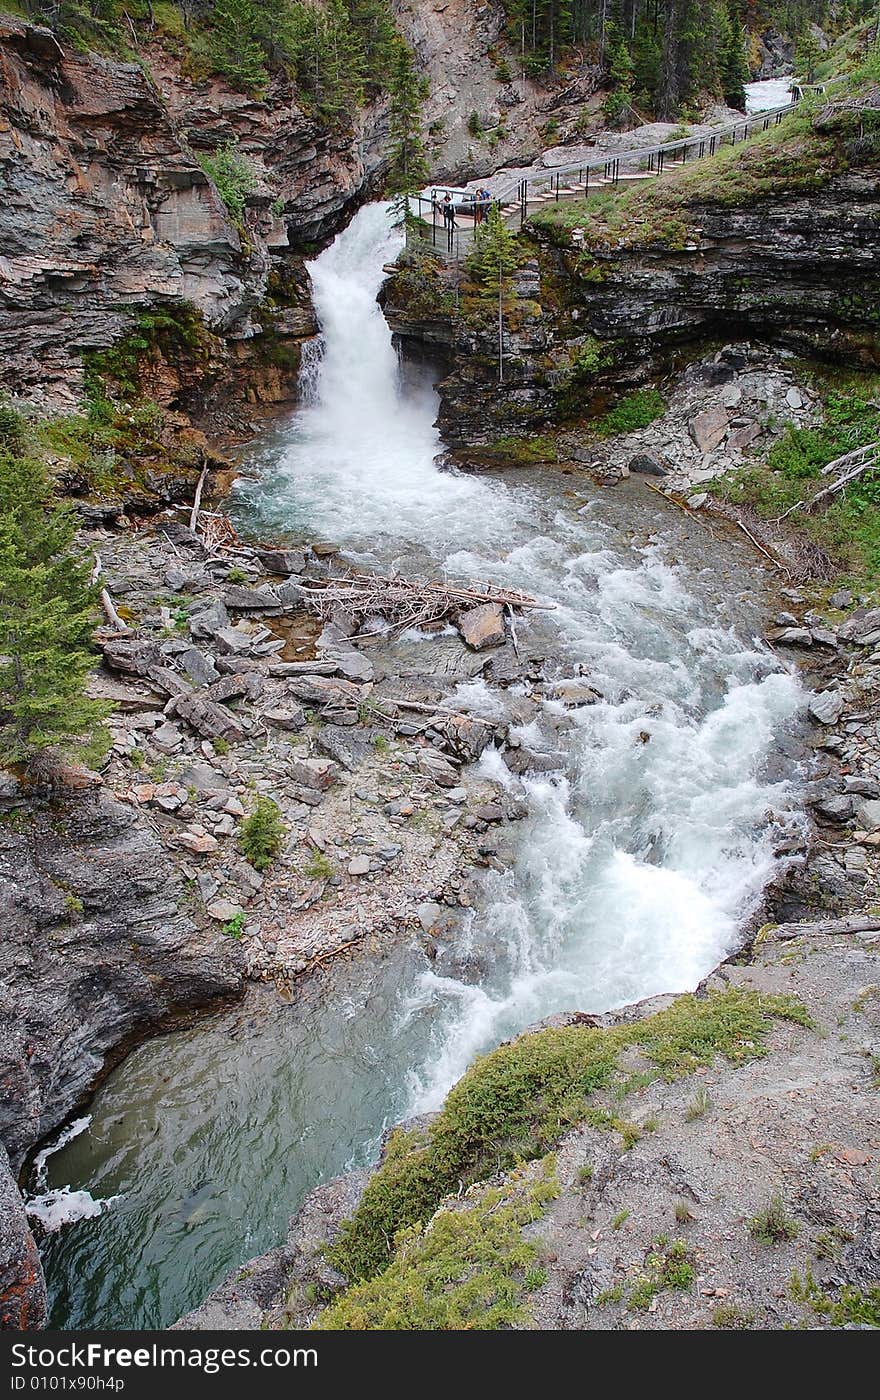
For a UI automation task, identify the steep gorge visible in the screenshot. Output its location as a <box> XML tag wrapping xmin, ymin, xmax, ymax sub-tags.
<box><xmin>1</xmin><ymin>4</ymin><xmax>879</xmax><ymax>1339</ymax></box>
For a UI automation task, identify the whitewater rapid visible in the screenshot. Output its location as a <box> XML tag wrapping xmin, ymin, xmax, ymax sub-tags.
<box><xmin>235</xmin><ymin>201</ymin><xmax>805</xmax><ymax>1107</ymax></box>
<box><xmin>40</xmin><ymin>201</ymin><xmax>807</xmax><ymax>1329</ymax></box>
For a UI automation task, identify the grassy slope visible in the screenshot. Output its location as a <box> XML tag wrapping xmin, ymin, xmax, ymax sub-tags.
<box><xmin>314</xmin><ymin>989</ymin><xmax>812</xmax><ymax>1327</ymax></box>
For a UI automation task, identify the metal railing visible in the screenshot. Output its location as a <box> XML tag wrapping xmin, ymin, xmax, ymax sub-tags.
<box><xmin>497</xmin><ymin>77</ymin><xmax>844</xmax><ymax>225</ymax></box>
<box><xmin>402</xmin><ymin>75</ymin><xmax>845</xmax><ymax>256</ymax></box>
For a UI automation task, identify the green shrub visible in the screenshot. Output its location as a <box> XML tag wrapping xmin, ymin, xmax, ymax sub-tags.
<box><xmin>328</xmin><ymin>989</ymin><xmax>812</xmax><ymax>1284</ymax></box>
<box><xmin>0</xmin><ymin>451</ymin><xmax>109</xmax><ymax>767</ymax></box>
<box><xmin>315</xmin><ymin>1160</ymin><xmax>558</xmax><ymax>1331</ymax></box>
<box><xmin>712</xmin><ymin>1303</ymin><xmax>756</xmax><ymax>1329</ymax></box>
<box><xmin>749</xmin><ymin>1194</ymin><xmax>799</xmax><ymax>1245</ymax></box>
<box><xmin>0</xmin><ymin>401</ymin><xmax>24</xmax><ymax>452</ymax></box>
<box><xmin>198</xmin><ymin>141</ymin><xmax>258</xmax><ymax>227</ymax></box>
<box><xmin>222</xmin><ymin>912</ymin><xmax>245</xmax><ymax>938</ymax></box>
<box><xmin>594</xmin><ymin>390</ymin><xmax>667</xmax><ymax>436</ymax></box>
<box><xmin>239</xmin><ymin>796</ymin><xmax>285</xmax><ymax>870</ymax></box>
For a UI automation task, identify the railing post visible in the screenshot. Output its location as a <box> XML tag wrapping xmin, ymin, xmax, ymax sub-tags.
<box><xmin>585</xmin><ymin>166</ymin><xmax>590</xmax><ymax>193</ymax></box>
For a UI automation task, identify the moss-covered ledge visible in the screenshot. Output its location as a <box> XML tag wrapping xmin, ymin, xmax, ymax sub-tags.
<box><xmin>323</xmin><ymin>989</ymin><xmax>813</xmax><ymax>1293</ymax></box>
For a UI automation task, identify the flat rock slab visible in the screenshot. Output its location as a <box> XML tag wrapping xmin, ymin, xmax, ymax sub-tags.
<box><xmin>289</xmin><ymin>757</ymin><xmax>338</xmax><ymax>791</ymax></box>
<box><xmin>688</xmin><ymin>406</ymin><xmax>729</xmax><ymax>453</ymax></box>
<box><xmin>809</xmin><ymin>690</ymin><xmax>844</xmax><ymax>725</ymax></box>
<box><xmin>456</xmin><ymin>602</ymin><xmax>506</xmax><ymax>651</ymax></box>
<box><xmin>256</xmin><ymin>549</ymin><xmax>307</xmax><ymax>575</ymax></box>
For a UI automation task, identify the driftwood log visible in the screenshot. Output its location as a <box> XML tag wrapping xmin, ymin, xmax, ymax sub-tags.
<box><xmin>777</xmin><ymin>439</ymin><xmax>880</xmax><ymax>522</ymax></box>
<box><xmin>298</xmin><ymin>572</ymin><xmax>552</xmax><ymax>635</ymax></box>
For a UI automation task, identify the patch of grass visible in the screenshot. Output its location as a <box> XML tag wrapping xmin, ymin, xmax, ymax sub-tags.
<box><xmin>487</xmin><ymin>434</ymin><xmax>559</xmax><ymax>464</ymax></box>
<box><xmin>674</xmin><ymin>1200</ymin><xmax>695</xmax><ymax>1225</ymax></box>
<box><xmin>212</xmin><ymin>737</ymin><xmax>230</xmax><ymax>756</ymax></box>
<box><xmin>813</xmin><ymin>1226</ymin><xmax>853</xmax><ymax>1262</ymax></box>
<box><xmin>594</xmin><ymin>1284</ymin><xmax>625</xmax><ymax>1306</ymax></box>
<box><xmin>749</xmin><ymin>1194</ymin><xmax>799</xmax><ymax>1246</ymax></box>
<box><xmin>576</xmin><ymin>1163</ymin><xmax>594</xmax><ymax>1185</ymax></box>
<box><xmin>710</xmin><ymin>374</ymin><xmax>880</xmax><ymax>586</ymax></box>
<box><xmin>327</xmin><ymin>988</ymin><xmax>811</xmax><ymax>1285</ymax></box>
<box><xmin>305</xmin><ymin>849</ymin><xmax>334</xmax><ymax>881</ymax></box>
<box><xmin>313</xmin><ymin>1159</ymin><xmax>558</xmax><ymax>1331</ymax></box>
<box><xmin>63</xmin><ymin>892</ymin><xmax>84</xmax><ymax>921</ymax></box>
<box><xmin>628</xmin><ymin>1238</ymin><xmax>695</xmax><ymax>1311</ymax></box>
<box><xmin>642</xmin><ymin>1115</ymin><xmax>660</xmax><ymax>1132</ymax></box>
<box><xmin>684</xmin><ymin>1086</ymin><xmax>711</xmax><ymax>1121</ymax></box>
<box><xmin>239</xmin><ymin>796</ymin><xmax>285</xmax><ymax>872</ymax></box>
<box><xmin>593</xmin><ymin>390</ymin><xmax>666</xmax><ymax>437</ymax></box>
<box><xmin>372</xmin><ymin>734</ymin><xmax>390</xmax><ymax>754</ymax></box>
<box><xmin>790</xmin><ymin>1268</ymin><xmax>880</xmax><ymax>1327</ymax></box>
<box><xmin>226</xmin><ymin>566</ymin><xmax>249</xmax><ymax>585</ymax></box>
<box><xmin>712</xmin><ymin>1303</ymin><xmax>757</xmax><ymax>1329</ymax></box>
<box><xmin>197</xmin><ymin>141</ymin><xmax>258</xmax><ymax>228</ymax></box>
<box><xmin>612</xmin><ymin>1209</ymin><xmax>630</xmax><ymax>1230</ymax></box>
<box><xmin>852</xmin><ymin>984</ymin><xmax>879</xmax><ymax>1014</ymax></box>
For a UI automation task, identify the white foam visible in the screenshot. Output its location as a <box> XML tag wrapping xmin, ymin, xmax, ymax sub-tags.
<box><xmin>26</xmin><ymin>1187</ymin><xmax>121</xmax><ymax>1234</ymax></box>
<box><xmin>32</xmin><ymin>1116</ymin><xmax>91</xmax><ymax>1190</ymax></box>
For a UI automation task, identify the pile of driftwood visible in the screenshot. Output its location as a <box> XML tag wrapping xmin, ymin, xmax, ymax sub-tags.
<box><xmin>706</xmin><ymin>499</ymin><xmax>835</xmax><ymax>582</ymax></box>
<box><xmin>298</xmin><ymin>572</ymin><xmax>550</xmax><ymax>634</ymax></box>
<box><xmin>777</xmin><ymin>439</ymin><xmax>880</xmax><ymax>521</ymax></box>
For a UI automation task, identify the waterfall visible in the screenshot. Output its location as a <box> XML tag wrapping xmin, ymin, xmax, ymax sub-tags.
<box><xmin>41</xmin><ymin>202</ymin><xmax>807</xmax><ymax>1331</ymax></box>
<box><xmin>236</xmin><ymin>202</ymin><xmax>518</xmax><ymax>553</ymax></box>
<box><xmin>236</xmin><ymin>199</ymin><xmax>807</xmax><ymax>1116</ymax></box>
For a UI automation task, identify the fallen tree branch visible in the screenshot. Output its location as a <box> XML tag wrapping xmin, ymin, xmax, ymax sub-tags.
<box><xmin>189</xmin><ymin>457</ymin><xmax>208</xmax><ymax>534</ymax></box>
<box><xmin>777</xmin><ymin>441</ymin><xmax>880</xmax><ymax>521</ymax></box>
<box><xmin>767</xmin><ymin>914</ymin><xmax>880</xmax><ymax>942</ymax></box>
<box><xmin>91</xmin><ymin>555</ymin><xmax>129</xmax><ymax>633</ymax></box>
<box><xmin>735</xmin><ymin>520</ymin><xmax>792</xmax><ymax>577</ymax></box>
<box><xmin>643</xmin><ymin>480</ymin><xmax>716</xmax><ymax>536</ymax></box>
<box><xmin>298</xmin><ymin>570</ymin><xmax>551</xmax><ymax>637</ymax></box>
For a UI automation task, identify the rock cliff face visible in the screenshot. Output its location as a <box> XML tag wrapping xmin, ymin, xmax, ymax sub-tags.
<box><xmin>0</xmin><ymin>780</ymin><xmax>244</xmax><ymax>1327</ymax></box>
<box><xmin>0</xmin><ymin>1143</ymin><xmax>45</xmax><ymax>1330</ymax></box>
<box><xmin>384</xmin><ymin>169</ymin><xmax>880</xmax><ymax>446</ymax></box>
<box><xmin>0</xmin><ymin>784</ymin><xmax>244</xmax><ymax>1173</ymax></box>
<box><xmin>0</xmin><ymin>17</ymin><xmax>387</xmax><ymax>412</ymax></box>
<box><xmin>392</xmin><ymin>0</ymin><xmax>604</xmax><ymax>181</ymax></box>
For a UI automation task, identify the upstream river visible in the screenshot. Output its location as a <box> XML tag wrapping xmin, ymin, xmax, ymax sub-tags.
<box><xmin>38</xmin><ymin>196</ymin><xmax>807</xmax><ymax>1329</ymax></box>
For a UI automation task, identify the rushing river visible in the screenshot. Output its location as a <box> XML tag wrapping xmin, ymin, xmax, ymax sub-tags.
<box><xmin>38</xmin><ymin>201</ymin><xmax>807</xmax><ymax>1329</ymax></box>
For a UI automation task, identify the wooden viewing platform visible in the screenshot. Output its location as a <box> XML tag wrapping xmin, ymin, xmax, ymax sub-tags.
<box><xmin>406</xmin><ymin>77</ymin><xmax>844</xmax><ymax>264</ymax></box>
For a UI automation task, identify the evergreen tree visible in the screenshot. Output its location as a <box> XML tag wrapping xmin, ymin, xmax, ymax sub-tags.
<box><xmin>386</xmin><ymin>43</ymin><xmax>428</xmax><ymax>208</ymax></box>
<box><xmin>719</xmin><ymin>5</ymin><xmax>750</xmax><ymax>108</ymax></box>
<box><xmin>239</xmin><ymin>796</ymin><xmax>286</xmax><ymax>870</ymax></box>
<box><xmin>207</xmin><ymin>0</ymin><xmax>269</xmax><ymax>95</ymax></box>
<box><xmin>0</xmin><ymin>451</ymin><xmax>107</xmax><ymax>769</ymax></box>
<box><xmin>795</xmin><ymin>29</ymin><xmax>823</xmax><ymax>82</ymax></box>
<box><xmin>467</xmin><ymin>203</ymin><xmax>520</xmax><ymax>289</ymax></box>
<box><xmin>604</xmin><ymin>20</ymin><xmax>636</xmax><ymax>123</ymax></box>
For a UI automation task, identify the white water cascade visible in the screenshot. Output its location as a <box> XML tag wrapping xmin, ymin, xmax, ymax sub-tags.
<box><xmin>237</xmin><ymin>202</ymin><xmax>807</xmax><ymax>1109</ymax></box>
<box><xmin>41</xmin><ymin>202</ymin><xmax>808</xmax><ymax>1330</ymax></box>
<box><xmin>237</xmin><ymin>202</ymin><xmax>520</xmax><ymax>555</ymax></box>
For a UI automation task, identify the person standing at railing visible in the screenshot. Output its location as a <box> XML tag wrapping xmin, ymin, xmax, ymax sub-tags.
<box><xmin>442</xmin><ymin>192</ymin><xmax>457</xmax><ymax>229</ymax></box>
